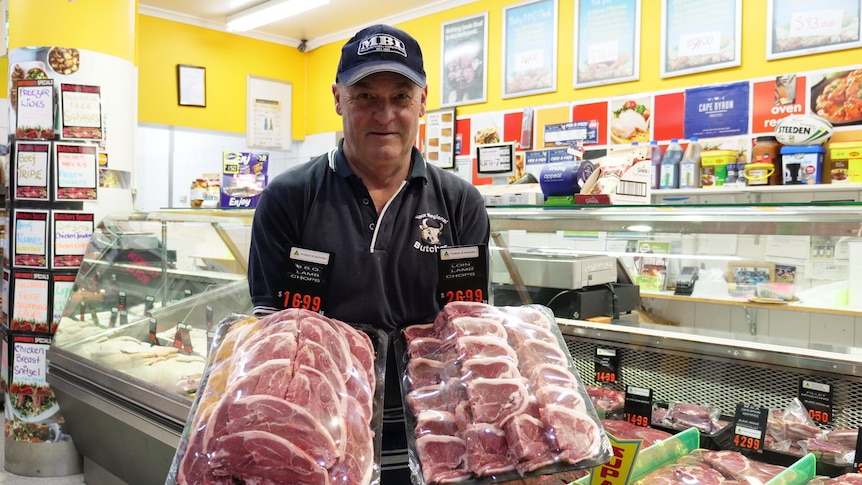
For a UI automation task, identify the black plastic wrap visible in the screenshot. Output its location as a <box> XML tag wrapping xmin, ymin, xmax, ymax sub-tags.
<box><xmin>164</xmin><ymin>309</ymin><xmax>388</xmax><ymax>485</ymax></box>
<box><xmin>396</xmin><ymin>302</ymin><xmax>611</xmax><ymax>484</ymax></box>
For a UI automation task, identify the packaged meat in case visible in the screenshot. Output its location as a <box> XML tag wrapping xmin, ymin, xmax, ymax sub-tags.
<box><xmin>396</xmin><ymin>302</ymin><xmax>612</xmax><ymax>484</ymax></box>
<box><xmin>164</xmin><ymin>309</ymin><xmax>388</xmax><ymax>485</ymax></box>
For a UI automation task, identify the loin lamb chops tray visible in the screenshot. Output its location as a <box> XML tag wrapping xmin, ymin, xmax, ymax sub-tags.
<box><xmin>396</xmin><ymin>302</ymin><xmax>612</xmax><ymax>484</ymax></box>
<box><xmin>165</xmin><ymin>308</ymin><xmax>388</xmax><ymax>485</ymax></box>
<box><xmin>650</xmin><ymin>401</ymin><xmax>734</xmax><ymax>450</ymax></box>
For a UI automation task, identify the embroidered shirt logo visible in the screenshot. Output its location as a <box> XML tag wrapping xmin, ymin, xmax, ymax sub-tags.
<box><xmin>358</xmin><ymin>34</ymin><xmax>407</xmax><ymax>57</ymax></box>
<box><xmin>413</xmin><ymin>213</ymin><xmax>449</xmax><ymax>253</ymax></box>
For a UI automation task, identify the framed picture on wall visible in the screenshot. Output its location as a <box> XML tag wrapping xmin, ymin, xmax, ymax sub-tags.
<box><xmin>177</xmin><ymin>64</ymin><xmax>206</xmax><ymax>107</ymax></box>
<box><xmin>727</xmin><ymin>262</ymin><xmax>775</xmax><ymax>285</ymax></box>
<box><xmin>574</xmin><ymin>0</ymin><xmax>641</xmax><ymax>88</ymax></box>
<box><xmin>660</xmin><ymin>0</ymin><xmax>741</xmax><ymax>78</ymax></box>
<box><xmin>502</xmin><ymin>0</ymin><xmax>558</xmax><ymax>98</ymax></box>
<box><xmin>441</xmin><ymin>12</ymin><xmax>488</xmax><ymax>107</ymax></box>
<box><xmin>424</xmin><ymin>108</ymin><xmax>456</xmax><ymax>169</ymax></box>
<box><xmin>766</xmin><ymin>0</ymin><xmax>862</xmax><ymax>60</ymax></box>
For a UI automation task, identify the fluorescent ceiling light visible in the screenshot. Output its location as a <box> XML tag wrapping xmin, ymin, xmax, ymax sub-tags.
<box><xmin>226</xmin><ymin>0</ymin><xmax>330</xmax><ymax>32</ymax></box>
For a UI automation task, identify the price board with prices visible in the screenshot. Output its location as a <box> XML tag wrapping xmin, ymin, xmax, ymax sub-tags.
<box><xmin>277</xmin><ymin>247</ymin><xmax>332</xmax><ymax>313</ymax></box>
<box><xmin>173</xmin><ymin>323</ymin><xmax>194</xmax><ymax>354</ymax></box>
<box><xmin>437</xmin><ymin>245</ymin><xmax>488</xmax><ymax>306</ymax></box>
<box><xmin>624</xmin><ymin>385</ymin><xmax>653</xmax><ymax>428</ymax></box>
<box><xmin>798</xmin><ymin>378</ymin><xmax>832</xmax><ymax>425</ymax></box>
<box><xmin>595</xmin><ymin>347</ymin><xmax>620</xmax><ymax>384</ymax></box>
<box><xmin>733</xmin><ymin>403</ymin><xmax>768</xmax><ymax>453</ymax></box>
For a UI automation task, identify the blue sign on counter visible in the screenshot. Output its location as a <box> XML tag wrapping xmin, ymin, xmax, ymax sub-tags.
<box><xmin>547</xmin><ymin>148</ymin><xmax>577</xmax><ymax>164</ymax></box>
<box><xmin>684</xmin><ymin>82</ymin><xmax>749</xmax><ymax>139</ymax></box>
<box><xmin>525</xmin><ymin>150</ymin><xmax>549</xmax><ymax>166</ymax></box>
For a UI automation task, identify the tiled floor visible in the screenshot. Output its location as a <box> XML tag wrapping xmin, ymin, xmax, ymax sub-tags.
<box><xmin>0</xmin><ymin>438</ymin><xmax>85</xmax><ymax>484</ymax></box>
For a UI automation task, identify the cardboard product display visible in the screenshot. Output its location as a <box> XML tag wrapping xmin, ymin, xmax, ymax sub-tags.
<box><xmin>220</xmin><ymin>151</ymin><xmax>268</xmax><ymax>208</ymax></box>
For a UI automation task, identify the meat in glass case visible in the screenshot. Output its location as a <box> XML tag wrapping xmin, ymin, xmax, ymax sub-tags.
<box><xmin>46</xmin><ymin>210</ymin><xmax>254</xmax><ymax>485</ymax></box>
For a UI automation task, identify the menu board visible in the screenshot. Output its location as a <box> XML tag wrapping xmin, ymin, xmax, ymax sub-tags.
<box><xmin>54</xmin><ymin>142</ymin><xmax>98</xmax><ymax>200</ymax></box>
<box><xmin>424</xmin><ymin>108</ymin><xmax>456</xmax><ymax>169</ymax></box>
<box><xmin>51</xmin><ymin>212</ymin><xmax>94</xmax><ymax>269</ymax></box>
<box><xmin>767</xmin><ymin>0</ymin><xmax>862</xmax><ymax>60</ymax></box>
<box><xmin>503</xmin><ymin>0</ymin><xmax>558</xmax><ymax>98</ymax></box>
<box><xmin>52</xmin><ymin>273</ymin><xmax>77</xmax><ymax>334</ymax></box>
<box><xmin>60</xmin><ymin>83</ymin><xmax>103</xmax><ymax>139</ymax></box>
<box><xmin>13</xmin><ymin>142</ymin><xmax>51</xmax><ymax>201</ymax></box>
<box><xmin>575</xmin><ymin>0</ymin><xmax>640</xmax><ymax>88</ymax></box>
<box><xmin>661</xmin><ymin>0</ymin><xmax>741</xmax><ymax>78</ymax></box>
<box><xmin>12</xmin><ymin>210</ymin><xmax>49</xmax><ymax>270</ymax></box>
<box><xmin>10</xmin><ymin>271</ymin><xmax>50</xmax><ymax>333</ymax></box>
<box><xmin>14</xmin><ymin>79</ymin><xmax>54</xmax><ymax>140</ymax></box>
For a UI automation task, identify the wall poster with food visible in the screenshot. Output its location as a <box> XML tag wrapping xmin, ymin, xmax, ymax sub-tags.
<box><xmin>502</xmin><ymin>0</ymin><xmax>558</xmax><ymax>98</ymax></box>
<box><xmin>424</xmin><ymin>108</ymin><xmax>456</xmax><ymax>169</ymax></box>
<box><xmin>766</xmin><ymin>0</ymin><xmax>862</xmax><ymax>60</ymax></box>
<box><xmin>574</xmin><ymin>0</ymin><xmax>640</xmax><ymax>88</ymax></box>
<box><xmin>660</xmin><ymin>0</ymin><xmax>741</xmax><ymax>78</ymax></box>
<box><xmin>441</xmin><ymin>12</ymin><xmax>488</xmax><ymax>107</ymax></box>
<box><xmin>809</xmin><ymin>67</ymin><xmax>862</xmax><ymax>127</ymax></box>
<box><xmin>60</xmin><ymin>83</ymin><xmax>103</xmax><ymax>140</ymax></box>
<box><xmin>609</xmin><ymin>97</ymin><xmax>653</xmax><ymax>145</ymax></box>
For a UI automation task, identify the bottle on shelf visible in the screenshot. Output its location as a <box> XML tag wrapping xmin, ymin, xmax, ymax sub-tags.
<box><xmin>679</xmin><ymin>137</ymin><xmax>702</xmax><ymax>189</ymax></box>
<box><xmin>650</xmin><ymin>140</ymin><xmax>663</xmax><ymax>190</ymax></box>
<box><xmin>660</xmin><ymin>138</ymin><xmax>684</xmax><ymax>189</ymax></box>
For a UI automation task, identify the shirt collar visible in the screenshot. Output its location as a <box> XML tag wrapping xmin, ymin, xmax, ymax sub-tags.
<box><xmin>330</xmin><ymin>138</ymin><xmax>428</xmax><ymax>183</ymax></box>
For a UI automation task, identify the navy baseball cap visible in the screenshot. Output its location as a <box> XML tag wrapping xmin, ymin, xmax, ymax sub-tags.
<box><xmin>336</xmin><ymin>24</ymin><xmax>426</xmax><ymax>87</ymax></box>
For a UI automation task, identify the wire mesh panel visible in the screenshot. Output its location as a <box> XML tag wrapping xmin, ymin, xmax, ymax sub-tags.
<box><xmin>565</xmin><ymin>335</ymin><xmax>862</xmax><ymax>430</ymax></box>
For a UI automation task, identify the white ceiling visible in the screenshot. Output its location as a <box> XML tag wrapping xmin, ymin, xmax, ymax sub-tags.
<box><xmin>139</xmin><ymin>0</ymin><xmax>475</xmax><ymax>51</ymax></box>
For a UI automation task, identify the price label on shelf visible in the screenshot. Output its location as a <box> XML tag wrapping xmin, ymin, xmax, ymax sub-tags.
<box><xmin>733</xmin><ymin>403</ymin><xmax>768</xmax><ymax>453</ymax></box>
<box><xmin>595</xmin><ymin>347</ymin><xmax>620</xmax><ymax>384</ymax></box>
<box><xmin>624</xmin><ymin>385</ymin><xmax>652</xmax><ymax>428</ymax></box>
<box><xmin>799</xmin><ymin>378</ymin><xmax>832</xmax><ymax>425</ymax></box>
<box><xmin>148</xmin><ymin>317</ymin><xmax>161</xmax><ymax>346</ymax></box>
<box><xmin>437</xmin><ymin>245</ymin><xmax>488</xmax><ymax>306</ymax></box>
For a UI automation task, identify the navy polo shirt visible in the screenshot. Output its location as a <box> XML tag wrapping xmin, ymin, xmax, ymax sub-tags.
<box><xmin>248</xmin><ymin>141</ymin><xmax>491</xmax><ymax>332</ymax></box>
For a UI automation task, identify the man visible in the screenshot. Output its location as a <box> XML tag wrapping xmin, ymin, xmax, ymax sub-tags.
<box><xmin>248</xmin><ymin>24</ymin><xmax>491</xmax><ymax>482</ymax></box>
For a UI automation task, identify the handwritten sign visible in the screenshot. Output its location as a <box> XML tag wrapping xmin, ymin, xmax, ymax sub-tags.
<box><xmin>52</xmin><ymin>212</ymin><xmax>94</xmax><ymax>268</ymax></box>
<box><xmin>15</xmin><ymin>79</ymin><xmax>54</xmax><ymax>140</ymax></box>
<box><xmin>52</xmin><ymin>273</ymin><xmax>77</xmax><ymax>332</ymax></box>
<box><xmin>12</xmin><ymin>335</ymin><xmax>52</xmax><ymax>385</ymax></box>
<box><xmin>11</xmin><ymin>272</ymin><xmax>50</xmax><ymax>333</ymax></box>
<box><xmin>54</xmin><ymin>143</ymin><xmax>98</xmax><ymax>200</ymax></box>
<box><xmin>14</xmin><ymin>142</ymin><xmax>51</xmax><ymax>200</ymax></box>
<box><xmin>767</xmin><ymin>0</ymin><xmax>862</xmax><ymax>59</ymax></box>
<box><xmin>60</xmin><ymin>84</ymin><xmax>102</xmax><ymax>139</ymax></box>
<box><xmin>13</xmin><ymin>211</ymin><xmax>49</xmax><ymax>269</ymax></box>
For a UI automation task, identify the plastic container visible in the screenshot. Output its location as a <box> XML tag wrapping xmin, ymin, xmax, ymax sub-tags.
<box><xmin>679</xmin><ymin>137</ymin><xmax>702</xmax><ymax>188</ymax></box>
<box><xmin>660</xmin><ymin>139</ymin><xmax>683</xmax><ymax>189</ymax></box>
<box><xmin>781</xmin><ymin>145</ymin><xmax>825</xmax><ymax>185</ymax></box>
<box><xmin>744</xmin><ymin>162</ymin><xmax>776</xmax><ymax>186</ymax></box>
<box><xmin>700</xmin><ymin>150</ymin><xmax>736</xmax><ymax>187</ymax></box>
<box><xmin>650</xmin><ymin>140</ymin><xmax>663</xmax><ymax>190</ymax></box>
<box><xmin>753</xmin><ymin>135</ymin><xmax>782</xmax><ymax>185</ymax></box>
<box><xmin>827</xmin><ymin>141</ymin><xmax>862</xmax><ymax>183</ymax></box>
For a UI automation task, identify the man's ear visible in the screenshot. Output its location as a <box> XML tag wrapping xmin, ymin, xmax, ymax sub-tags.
<box><xmin>332</xmin><ymin>83</ymin><xmax>342</xmax><ymax>115</ymax></box>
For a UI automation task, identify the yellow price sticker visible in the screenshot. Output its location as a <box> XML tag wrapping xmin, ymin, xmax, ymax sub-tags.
<box><xmin>590</xmin><ymin>434</ymin><xmax>642</xmax><ymax>485</ymax></box>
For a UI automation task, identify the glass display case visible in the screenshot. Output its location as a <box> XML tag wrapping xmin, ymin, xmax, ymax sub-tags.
<box><xmin>46</xmin><ymin>210</ymin><xmax>254</xmax><ymax>485</ymax></box>
<box><xmin>488</xmin><ymin>203</ymin><xmax>862</xmax><ymax>476</ymax></box>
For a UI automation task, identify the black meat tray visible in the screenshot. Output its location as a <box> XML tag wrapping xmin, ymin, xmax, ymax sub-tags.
<box><xmin>649</xmin><ymin>403</ymin><xmax>734</xmax><ymax>451</ymax></box>
<box><xmin>742</xmin><ymin>448</ymin><xmax>856</xmax><ymax>478</ymax></box>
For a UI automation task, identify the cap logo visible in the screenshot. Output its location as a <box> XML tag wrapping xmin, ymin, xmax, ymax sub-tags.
<box><xmin>358</xmin><ymin>34</ymin><xmax>407</xmax><ymax>57</ymax></box>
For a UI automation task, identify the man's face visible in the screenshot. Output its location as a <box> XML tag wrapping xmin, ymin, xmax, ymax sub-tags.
<box><xmin>334</xmin><ymin>72</ymin><xmax>427</xmax><ymax>166</ymax></box>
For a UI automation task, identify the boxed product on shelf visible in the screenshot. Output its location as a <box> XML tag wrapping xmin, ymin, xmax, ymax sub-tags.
<box><xmin>827</xmin><ymin>141</ymin><xmax>862</xmax><ymax>184</ymax></box>
<box><xmin>781</xmin><ymin>145</ymin><xmax>826</xmax><ymax>185</ymax></box>
<box><xmin>576</xmin><ymin>151</ymin><xmax>651</xmax><ymax>205</ymax></box>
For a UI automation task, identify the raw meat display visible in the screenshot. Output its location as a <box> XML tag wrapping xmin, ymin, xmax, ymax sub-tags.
<box><xmin>599</xmin><ymin>419</ymin><xmax>673</xmax><ymax>448</ymax></box>
<box><xmin>631</xmin><ymin>448</ymin><xmax>789</xmax><ymax>485</ymax></box>
<box><xmin>652</xmin><ymin>402</ymin><xmax>730</xmax><ymax>434</ymax></box>
<box><xmin>400</xmin><ymin>302</ymin><xmax>610</xmax><ymax>484</ymax></box>
<box><xmin>810</xmin><ymin>473</ymin><xmax>862</xmax><ymax>485</ymax></box>
<box><xmin>766</xmin><ymin>398</ymin><xmax>856</xmax><ymax>464</ymax></box>
<box><xmin>167</xmin><ymin>309</ymin><xmax>383</xmax><ymax>485</ymax></box>
<box><xmin>585</xmin><ymin>386</ymin><xmax>625</xmax><ymax>415</ymax></box>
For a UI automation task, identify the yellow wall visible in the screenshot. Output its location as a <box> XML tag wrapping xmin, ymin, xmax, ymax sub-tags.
<box><xmin>136</xmin><ymin>15</ymin><xmax>307</xmax><ymax>139</ymax></box>
<box><xmin>307</xmin><ymin>1</ymin><xmax>862</xmax><ymax>135</ymax></box>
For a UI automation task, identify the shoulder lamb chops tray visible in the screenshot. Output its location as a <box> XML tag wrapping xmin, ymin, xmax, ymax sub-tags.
<box><xmin>165</xmin><ymin>309</ymin><xmax>388</xmax><ymax>485</ymax></box>
<box><xmin>397</xmin><ymin>302</ymin><xmax>612</xmax><ymax>485</ymax></box>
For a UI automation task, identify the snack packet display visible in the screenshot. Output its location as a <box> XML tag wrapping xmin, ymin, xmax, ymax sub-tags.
<box><xmin>164</xmin><ymin>309</ymin><xmax>388</xmax><ymax>485</ymax></box>
<box><xmin>396</xmin><ymin>302</ymin><xmax>611</xmax><ymax>484</ymax></box>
